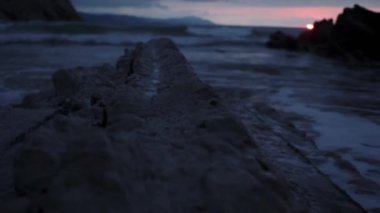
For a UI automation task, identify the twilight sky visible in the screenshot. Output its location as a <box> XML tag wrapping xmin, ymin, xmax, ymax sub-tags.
<box><xmin>72</xmin><ymin>0</ymin><xmax>380</xmax><ymax>27</ymax></box>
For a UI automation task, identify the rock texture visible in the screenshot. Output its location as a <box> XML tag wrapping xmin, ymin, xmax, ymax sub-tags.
<box><xmin>0</xmin><ymin>0</ymin><xmax>81</xmax><ymax>21</ymax></box>
<box><xmin>267</xmin><ymin>31</ymin><xmax>298</xmax><ymax>50</ymax></box>
<box><xmin>0</xmin><ymin>38</ymin><xmax>298</xmax><ymax>212</ymax></box>
<box><xmin>267</xmin><ymin>5</ymin><xmax>380</xmax><ymax>61</ymax></box>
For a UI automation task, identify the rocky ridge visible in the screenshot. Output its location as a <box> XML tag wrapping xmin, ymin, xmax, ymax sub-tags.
<box><xmin>0</xmin><ymin>38</ymin><xmax>298</xmax><ymax>212</ymax></box>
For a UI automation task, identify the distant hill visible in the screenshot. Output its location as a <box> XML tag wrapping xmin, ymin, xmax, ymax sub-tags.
<box><xmin>80</xmin><ymin>13</ymin><xmax>214</xmax><ymax>27</ymax></box>
<box><xmin>163</xmin><ymin>16</ymin><xmax>215</xmax><ymax>26</ymax></box>
<box><xmin>0</xmin><ymin>0</ymin><xmax>81</xmax><ymax>21</ymax></box>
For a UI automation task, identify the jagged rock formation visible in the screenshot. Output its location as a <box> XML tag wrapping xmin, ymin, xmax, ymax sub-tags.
<box><xmin>332</xmin><ymin>5</ymin><xmax>380</xmax><ymax>60</ymax></box>
<box><xmin>0</xmin><ymin>0</ymin><xmax>81</xmax><ymax>21</ymax></box>
<box><xmin>0</xmin><ymin>38</ymin><xmax>298</xmax><ymax>212</ymax></box>
<box><xmin>298</xmin><ymin>19</ymin><xmax>334</xmax><ymax>46</ymax></box>
<box><xmin>267</xmin><ymin>31</ymin><xmax>299</xmax><ymax>50</ymax></box>
<box><xmin>267</xmin><ymin>5</ymin><xmax>380</xmax><ymax>61</ymax></box>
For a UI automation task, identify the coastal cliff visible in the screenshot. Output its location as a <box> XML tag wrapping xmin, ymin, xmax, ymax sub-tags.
<box><xmin>0</xmin><ymin>0</ymin><xmax>81</xmax><ymax>21</ymax></box>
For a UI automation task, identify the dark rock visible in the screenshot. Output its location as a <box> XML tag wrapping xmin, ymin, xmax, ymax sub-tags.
<box><xmin>267</xmin><ymin>5</ymin><xmax>380</xmax><ymax>61</ymax></box>
<box><xmin>0</xmin><ymin>0</ymin><xmax>81</xmax><ymax>21</ymax></box>
<box><xmin>297</xmin><ymin>19</ymin><xmax>340</xmax><ymax>57</ymax></box>
<box><xmin>0</xmin><ymin>38</ymin><xmax>300</xmax><ymax>212</ymax></box>
<box><xmin>13</xmin><ymin>128</ymin><xmax>62</xmax><ymax>195</ymax></box>
<box><xmin>332</xmin><ymin>5</ymin><xmax>380</xmax><ymax>60</ymax></box>
<box><xmin>298</xmin><ymin>19</ymin><xmax>334</xmax><ymax>45</ymax></box>
<box><xmin>52</xmin><ymin>69</ymin><xmax>81</xmax><ymax>99</ymax></box>
<box><xmin>116</xmin><ymin>48</ymin><xmax>134</xmax><ymax>76</ymax></box>
<box><xmin>266</xmin><ymin>31</ymin><xmax>299</xmax><ymax>50</ymax></box>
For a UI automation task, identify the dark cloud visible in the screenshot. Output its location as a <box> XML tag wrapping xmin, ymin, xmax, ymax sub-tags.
<box><xmin>72</xmin><ymin>0</ymin><xmax>161</xmax><ymax>8</ymax></box>
<box><xmin>73</xmin><ymin>0</ymin><xmax>380</xmax><ymax>8</ymax></box>
<box><xmin>180</xmin><ymin>0</ymin><xmax>380</xmax><ymax>7</ymax></box>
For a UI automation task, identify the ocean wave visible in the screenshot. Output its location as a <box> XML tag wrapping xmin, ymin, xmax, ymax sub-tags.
<box><xmin>192</xmin><ymin>39</ymin><xmax>256</xmax><ymax>47</ymax></box>
<box><xmin>0</xmin><ymin>22</ymin><xmax>192</xmax><ymax>36</ymax></box>
<box><xmin>0</xmin><ymin>31</ymin><xmax>219</xmax><ymax>47</ymax></box>
<box><xmin>188</xmin><ymin>26</ymin><xmax>252</xmax><ymax>38</ymax></box>
<box><xmin>0</xmin><ymin>37</ymin><xmax>134</xmax><ymax>46</ymax></box>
